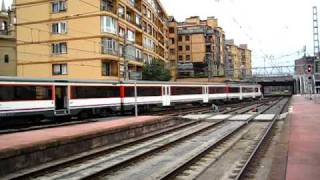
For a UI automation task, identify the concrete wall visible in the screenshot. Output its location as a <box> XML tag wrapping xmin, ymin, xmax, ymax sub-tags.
<box><xmin>0</xmin><ymin>117</ymin><xmax>185</xmax><ymax>177</ymax></box>
<box><xmin>0</xmin><ymin>37</ymin><xmax>16</xmax><ymax>76</ymax></box>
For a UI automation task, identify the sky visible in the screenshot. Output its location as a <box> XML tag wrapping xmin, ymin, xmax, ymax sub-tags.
<box><xmin>160</xmin><ymin>0</ymin><xmax>320</xmax><ymax>69</ymax></box>
<box><xmin>3</xmin><ymin>0</ymin><xmax>320</xmax><ymax>69</ymax></box>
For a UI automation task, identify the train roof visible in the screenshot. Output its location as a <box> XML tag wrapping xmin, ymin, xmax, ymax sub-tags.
<box><xmin>0</xmin><ymin>76</ymin><xmax>260</xmax><ymax>86</ymax></box>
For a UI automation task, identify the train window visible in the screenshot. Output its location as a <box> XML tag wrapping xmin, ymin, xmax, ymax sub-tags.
<box><xmin>0</xmin><ymin>86</ymin><xmax>52</xmax><ymax>101</ymax></box>
<box><xmin>242</xmin><ymin>87</ymin><xmax>254</xmax><ymax>93</ymax></box>
<box><xmin>125</xmin><ymin>87</ymin><xmax>134</xmax><ymax>97</ymax></box>
<box><xmin>125</xmin><ymin>86</ymin><xmax>161</xmax><ymax>97</ymax></box>
<box><xmin>209</xmin><ymin>87</ymin><xmax>225</xmax><ymax>94</ymax></box>
<box><xmin>138</xmin><ymin>87</ymin><xmax>161</xmax><ymax>96</ymax></box>
<box><xmin>229</xmin><ymin>87</ymin><xmax>240</xmax><ymax>93</ymax></box>
<box><xmin>171</xmin><ymin>86</ymin><xmax>202</xmax><ymax>95</ymax></box>
<box><xmin>71</xmin><ymin>86</ymin><xmax>120</xmax><ymax>99</ymax></box>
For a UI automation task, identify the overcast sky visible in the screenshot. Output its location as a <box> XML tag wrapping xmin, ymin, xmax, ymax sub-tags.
<box><xmin>161</xmin><ymin>0</ymin><xmax>320</xmax><ymax>69</ymax></box>
<box><xmin>3</xmin><ymin>0</ymin><xmax>320</xmax><ymax>69</ymax></box>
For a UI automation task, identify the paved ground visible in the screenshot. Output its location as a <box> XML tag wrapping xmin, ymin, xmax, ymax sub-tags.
<box><xmin>286</xmin><ymin>95</ymin><xmax>320</xmax><ymax>180</ymax></box>
<box><xmin>0</xmin><ymin>116</ymin><xmax>160</xmax><ymax>153</ymax></box>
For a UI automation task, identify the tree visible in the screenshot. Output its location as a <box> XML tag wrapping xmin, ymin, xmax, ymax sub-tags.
<box><xmin>142</xmin><ymin>60</ymin><xmax>171</xmax><ymax>81</ymax></box>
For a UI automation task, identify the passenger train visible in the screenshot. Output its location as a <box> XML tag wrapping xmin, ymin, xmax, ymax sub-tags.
<box><xmin>0</xmin><ymin>77</ymin><xmax>262</xmax><ymax>120</ymax></box>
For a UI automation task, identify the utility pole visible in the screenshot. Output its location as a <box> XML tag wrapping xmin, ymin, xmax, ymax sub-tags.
<box><xmin>123</xmin><ymin>32</ymin><xmax>129</xmax><ymax>81</ymax></box>
<box><xmin>312</xmin><ymin>7</ymin><xmax>319</xmax><ymax>100</ymax></box>
<box><xmin>205</xmin><ymin>28</ymin><xmax>214</xmax><ymax>81</ymax></box>
<box><xmin>313</xmin><ymin>6</ymin><xmax>319</xmax><ymax>57</ymax></box>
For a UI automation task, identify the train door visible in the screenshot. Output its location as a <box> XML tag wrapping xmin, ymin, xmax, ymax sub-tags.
<box><xmin>162</xmin><ymin>85</ymin><xmax>171</xmax><ymax>106</ymax></box>
<box><xmin>203</xmin><ymin>86</ymin><xmax>209</xmax><ymax>103</ymax></box>
<box><xmin>55</xmin><ymin>86</ymin><xmax>69</xmax><ymax>115</ymax></box>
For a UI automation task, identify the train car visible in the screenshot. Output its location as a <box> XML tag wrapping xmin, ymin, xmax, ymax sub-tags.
<box><xmin>0</xmin><ymin>77</ymin><xmax>262</xmax><ymax>120</ymax></box>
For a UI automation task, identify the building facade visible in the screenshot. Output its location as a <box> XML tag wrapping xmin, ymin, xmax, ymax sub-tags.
<box><xmin>225</xmin><ymin>39</ymin><xmax>252</xmax><ymax>80</ymax></box>
<box><xmin>15</xmin><ymin>0</ymin><xmax>168</xmax><ymax>80</ymax></box>
<box><xmin>0</xmin><ymin>0</ymin><xmax>16</xmax><ymax>76</ymax></box>
<box><xmin>168</xmin><ymin>16</ymin><xmax>226</xmax><ymax>80</ymax></box>
<box><xmin>167</xmin><ymin>16</ymin><xmax>178</xmax><ymax>79</ymax></box>
<box><xmin>295</xmin><ymin>56</ymin><xmax>316</xmax><ymax>75</ymax></box>
<box><xmin>238</xmin><ymin>44</ymin><xmax>252</xmax><ymax>78</ymax></box>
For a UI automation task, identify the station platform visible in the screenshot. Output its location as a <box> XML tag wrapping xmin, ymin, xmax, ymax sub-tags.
<box><xmin>0</xmin><ymin>116</ymin><xmax>159</xmax><ymax>153</ymax></box>
<box><xmin>0</xmin><ymin>115</ymin><xmax>183</xmax><ymax>177</ymax></box>
<box><xmin>286</xmin><ymin>95</ymin><xmax>320</xmax><ymax>180</ymax></box>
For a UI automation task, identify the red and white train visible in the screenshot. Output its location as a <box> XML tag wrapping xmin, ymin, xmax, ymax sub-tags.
<box><xmin>0</xmin><ymin>77</ymin><xmax>262</xmax><ymax>119</ymax></box>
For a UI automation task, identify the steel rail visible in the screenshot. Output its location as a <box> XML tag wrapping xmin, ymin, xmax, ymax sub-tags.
<box><xmin>158</xmin><ymin>98</ymin><xmax>283</xmax><ymax>180</ymax></box>
<box><xmin>234</xmin><ymin>98</ymin><xmax>289</xmax><ymax>180</ymax></box>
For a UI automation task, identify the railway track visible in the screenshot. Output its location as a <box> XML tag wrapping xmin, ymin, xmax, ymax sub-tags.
<box><xmin>169</xmin><ymin>98</ymin><xmax>289</xmax><ymax>180</ymax></box>
<box><xmin>0</xmin><ymin>99</ymin><xmax>270</xmax><ymax>135</ymax></box>
<box><xmin>230</xmin><ymin>98</ymin><xmax>289</xmax><ymax>180</ymax></box>
<box><xmin>5</xmin><ymin>98</ymin><xmax>279</xmax><ymax>180</ymax></box>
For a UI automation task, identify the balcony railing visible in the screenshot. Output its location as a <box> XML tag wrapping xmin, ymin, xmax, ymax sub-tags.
<box><xmin>134</xmin><ymin>57</ymin><xmax>143</xmax><ymax>62</ymax></box>
<box><xmin>101</xmin><ymin>47</ymin><xmax>118</xmax><ymax>56</ymax></box>
<box><xmin>0</xmin><ymin>30</ymin><xmax>9</xmax><ymax>35</ymax></box>
<box><xmin>129</xmin><ymin>71</ymin><xmax>142</xmax><ymax>80</ymax></box>
<box><xmin>178</xmin><ymin>27</ymin><xmax>214</xmax><ymax>35</ymax></box>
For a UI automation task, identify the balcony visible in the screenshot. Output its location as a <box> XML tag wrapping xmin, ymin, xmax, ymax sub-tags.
<box><xmin>129</xmin><ymin>71</ymin><xmax>142</xmax><ymax>80</ymax></box>
<box><xmin>135</xmin><ymin>57</ymin><xmax>143</xmax><ymax>62</ymax></box>
<box><xmin>0</xmin><ymin>30</ymin><xmax>8</xmax><ymax>35</ymax></box>
<box><xmin>101</xmin><ymin>47</ymin><xmax>118</xmax><ymax>56</ymax></box>
<box><xmin>101</xmin><ymin>0</ymin><xmax>116</xmax><ymax>13</ymax></box>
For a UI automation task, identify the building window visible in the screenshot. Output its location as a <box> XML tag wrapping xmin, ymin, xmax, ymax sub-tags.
<box><xmin>52</xmin><ymin>1</ymin><xmax>67</xmax><ymax>13</ymax></box>
<box><xmin>142</xmin><ymin>21</ymin><xmax>147</xmax><ymax>32</ymax></box>
<box><xmin>178</xmin><ymin>36</ymin><xmax>182</xmax><ymax>41</ymax></box>
<box><xmin>127</xmin><ymin>29</ymin><xmax>135</xmax><ymax>42</ymax></box>
<box><xmin>1</xmin><ymin>21</ymin><xmax>7</xmax><ymax>31</ymax></box>
<box><xmin>51</xmin><ymin>22</ymin><xmax>67</xmax><ymax>34</ymax></box>
<box><xmin>169</xmin><ymin>49</ymin><xmax>175</xmax><ymax>54</ymax></box>
<box><xmin>101</xmin><ymin>38</ymin><xmax>118</xmax><ymax>55</ymax></box>
<box><xmin>101</xmin><ymin>0</ymin><xmax>114</xmax><ymax>12</ymax></box>
<box><xmin>178</xmin><ymin>46</ymin><xmax>183</xmax><ymax>51</ymax></box>
<box><xmin>52</xmin><ymin>42</ymin><xmax>67</xmax><ymax>54</ymax></box>
<box><xmin>118</xmin><ymin>5</ymin><xmax>125</xmax><ymax>18</ymax></box>
<box><xmin>147</xmin><ymin>55</ymin><xmax>153</xmax><ymax>64</ymax></box>
<box><xmin>186</xmin><ymin>55</ymin><xmax>191</xmax><ymax>62</ymax></box>
<box><xmin>102</xmin><ymin>62</ymin><xmax>111</xmax><ymax>76</ymax></box>
<box><xmin>185</xmin><ymin>35</ymin><xmax>190</xmax><ymax>41</ymax></box>
<box><xmin>52</xmin><ymin>64</ymin><xmax>67</xmax><ymax>75</ymax></box>
<box><xmin>147</xmin><ymin>24</ymin><xmax>152</xmax><ymax>35</ymax></box>
<box><xmin>136</xmin><ymin>15</ymin><xmax>141</xmax><ymax>26</ymax></box>
<box><xmin>143</xmin><ymin>53</ymin><xmax>148</xmax><ymax>63</ymax></box>
<box><xmin>101</xmin><ymin>16</ymin><xmax>118</xmax><ymax>34</ymax></box>
<box><xmin>119</xmin><ymin>27</ymin><xmax>125</xmax><ymax>37</ymax></box>
<box><xmin>143</xmin><ymin>37</ymin><xmax>154</xmax><ymax>50</ymax></box>
<box><xmin>4</xmin><ymin>54</ymin><xmax>9</xmax><ymax>63</ymax></box>
<box><xmin>136</xmin><ymin>49</ymin><xmax>142</xmax><ymax>61</ymax></box>
<box><xmin>186</xmin><ymin>45</ymin><xmax>190</xmax><ymax>51</ymax></box>
<box><xmin>178</xmin><ymin>55</ymin><xmax>183</xmax><ymax>62</ymax></box>
<box><xmin>119</xmin><ymin>44</ymin><xmax>123</xmax><ymax>57</ymax></box>
<box><xmin>128</xmin><ymin>0</ymin><xmax>135</xmax><ymax>6</ymax></box>
<box><xmin>169</xmin><ymin>27</ymin><xmax>175</xmax><ymax>33</ymax></box>
<box><xmin>170</xmin><ymin>38</ymin><xmax>175</xmax><ymax>44</ymax></box>
<box><xmin>126</xmin><ymin>11</ymin><xmax>132</xmax><ymax>22</ymax></box>
<box><xmin>147</xmin><ymin>9</ymin><xmax>151</xmax><ymax>19</ymax></box>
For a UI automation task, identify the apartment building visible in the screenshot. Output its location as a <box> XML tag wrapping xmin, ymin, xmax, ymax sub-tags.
<box><xmin>238</xmin><ymin>44</ymin><xmax>252</xmax><ymax>78</ymax></box>
<box><xmin>0</xmin><ymin>0</ymin><xmax>16</xmax><ymax>76</ymax></box>
<box><xmin>168</xmin><ymin>16</ymin><xmax>178</xmax><ymax>79</ymax></box>
<box><xmin>225</xmin><ymin>39</ymin><xmax>252</xmax><ymax>80</ymax></box>
<box><xmin>15</xmin><ymin>0</ymin><xmax>168</xmax><ymax>80</ymax></box>
<box><xmin>168</xmin><ymin>16</ymin><xmax>226</xmax><ymax>80</ymax></box>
